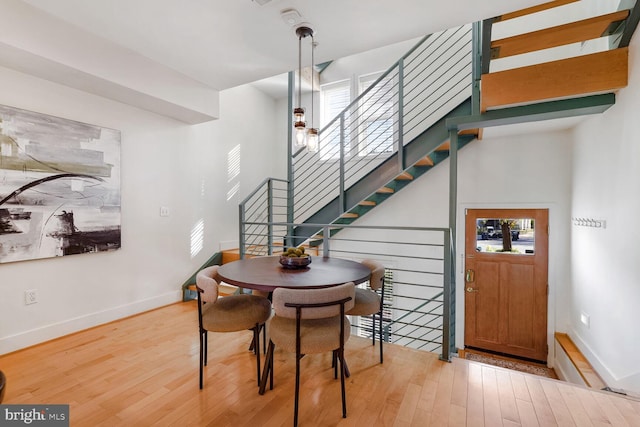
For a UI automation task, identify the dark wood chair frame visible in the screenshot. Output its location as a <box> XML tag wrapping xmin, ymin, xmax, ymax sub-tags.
<box><xmin>196</xmin><ymin>285</ymin><xmax>265</xmax><ymax>389</ymax></box>
<box><xmin>259</xmin><ymin>296</ymin><xmax>353</xmax><ymax>427</ymax></box>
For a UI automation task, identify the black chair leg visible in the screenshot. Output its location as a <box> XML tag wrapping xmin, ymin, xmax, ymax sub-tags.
<box><xmin>294</xmin><ymin>351</ymin><xmax>301</xmax><ymax>427</ymax></box>
<box><xmin>378</xmin><ymin>311</ymin><xmax>384</xmax><ymax>363</ymax></box>
<box><xmin>254</xmin><ymin>324</ymin><xmax>261</xmax><ymax>386</ymax></box>
<box><xmin>262</xmin><ymin>323</ymin><xmax>267</xmax><ymax>353</ymax></box>
<box><xmin>199</xmin><ymin>330</ymin><xmax>204</xmax><ymax>389</ymax></box>
<box><xmin>339</xmin><ymin>346</ymin><xmax>347</xmax><ymax>418</ymax></box>
<box><xmin>259</xmin><ymin>340</ymin><xmax>275</xmax><ymax>395</ymax></box>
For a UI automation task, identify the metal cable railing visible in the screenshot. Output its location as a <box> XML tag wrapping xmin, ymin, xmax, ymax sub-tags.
<box><xmin>292</xmin><ymin>24</ymin><xmax>472</xmax><ymax>224</ymax></box>
<box><xmin>239</xmin><ymin>178</ymin><xmax>289</xmax><ymax>258</ymax></box>
<box><xmin>238</xmin><ymin>222</ymin><xmax>451</xmax><ymax>357</ymax></box>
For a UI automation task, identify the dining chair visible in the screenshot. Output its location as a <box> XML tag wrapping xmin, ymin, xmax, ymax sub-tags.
<box><xmin>195</xmin><ymin>266</ymin><xmax>272</xmax><ymax>389</ymax></box>
<box><xmin>260</xmin><ymin>282</ymin><xmax>355</xmax><ymax>427</ymax></box>
<box><xmin>347</xmin><ymin>259</ymin><xmax>385</xmax><ymax>363</ymax></box>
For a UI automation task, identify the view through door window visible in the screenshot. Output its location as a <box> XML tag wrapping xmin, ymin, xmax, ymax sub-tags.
<box><xmin>475</xmin><ymin>218</ymin><xmax>535</xmax><ymax>254</ymax></box>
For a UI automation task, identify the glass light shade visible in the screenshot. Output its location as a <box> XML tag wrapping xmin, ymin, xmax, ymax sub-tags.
<box><xmin>293</xmin><ymin>107</ymin><xmax>305</xmax><ymax>123</ymax></box>
<box><xmin>306</xmin><ymin>128</ymin><xmax>319</xmax><ymax>153</ymax></box>
<box><xmin>294</xmin><ymin>122</ymin><xmax>307</xmax><ymax>147</ymax></box>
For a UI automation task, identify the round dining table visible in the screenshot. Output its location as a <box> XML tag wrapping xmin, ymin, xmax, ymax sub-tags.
<box><xmin>217</xmin><ymin>255</ymin><xmax>371</xmax><ymax>293</ymax></box>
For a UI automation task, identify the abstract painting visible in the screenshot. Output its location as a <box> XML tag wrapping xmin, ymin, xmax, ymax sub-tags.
<box><xmin>0</xmin><ymin>104</ymin><xmax>120</xmax><ymax>264</ymax></box>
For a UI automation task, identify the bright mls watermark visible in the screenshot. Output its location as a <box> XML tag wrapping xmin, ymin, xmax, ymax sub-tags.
<box><xmin>0</xmin><ymin>405</ymin><xmax>69</xmax><ymax>426</ymax></box>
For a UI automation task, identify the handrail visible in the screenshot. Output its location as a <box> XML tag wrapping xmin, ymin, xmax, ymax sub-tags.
<box><xmin>295</xmin><ymin>33</ymin><xmax>433</xmax><ymax>155</ymax></box>
<box><xmin>239</xmin><ymin>220</ymin><xmax>452</xmax><ymax>356</ymax></box>
<box><xmin>292</xmin><ymin>24</ymin><xmax>472</xmax><ymax>224</ymax></box>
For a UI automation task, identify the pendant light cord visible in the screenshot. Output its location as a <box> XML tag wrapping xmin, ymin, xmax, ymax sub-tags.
<box><xmin>311</xmin><ymin>35</ymin><xmax>315</xmax><ymax>129</ymax></box>
<box><xmin>298</xmin><ymin>34</ymin><xmax>302</xmax><ymax>109</ymax></box>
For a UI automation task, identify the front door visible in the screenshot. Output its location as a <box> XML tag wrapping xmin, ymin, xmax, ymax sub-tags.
<box><xmin>464</xmin><ymin>209</ymin><xmax>549</xmax><ymax>361</ymax></box>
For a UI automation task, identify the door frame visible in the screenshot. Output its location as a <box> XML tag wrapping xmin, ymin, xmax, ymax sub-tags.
<box><xmin>456</xmin><ymin>203</ymin><xmax>556</xmax><ymax>364</ymax></box>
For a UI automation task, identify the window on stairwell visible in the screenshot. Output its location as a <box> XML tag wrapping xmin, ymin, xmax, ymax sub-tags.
<box><xmin>357</xmin><ymin>72</ymin><xmax>396</xmax><ymax>156</ymax></box>
<box><xmin>320</xmin><ymin>79</ymin><xmax>351</xmax><ymax>160</ymax></box>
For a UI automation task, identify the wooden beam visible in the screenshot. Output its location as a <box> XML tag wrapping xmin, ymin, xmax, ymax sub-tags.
<box><xmin>481</xmin><ymin>48</ymin><xmax>628</xmax><ymax>111</ymax></box>
<box><xmin>497</xmin><ymin>0</ymin><xmax>578</xmax><ymax>22</ymax></box>
<box><xmin>492</xmin><ymin>10</ymin><xmax>629</xmax><ymax>59</ymax></box>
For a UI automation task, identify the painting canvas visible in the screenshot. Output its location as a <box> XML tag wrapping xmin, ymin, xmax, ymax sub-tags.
<box><xmin>0</xmin><ymin>104</ymin><xmax>121</xmax><ymax>263</ymax></box>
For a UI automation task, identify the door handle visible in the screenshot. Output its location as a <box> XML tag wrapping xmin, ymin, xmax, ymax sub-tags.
<box><xmin>466</xmin><ymin>287</ymin><xmax>478</xmax><ymax>293</ymax></box>
<box><xmin>465</xmin><ymin>269</ymin><xmax>475</xmax><ymax>283</ymax></box>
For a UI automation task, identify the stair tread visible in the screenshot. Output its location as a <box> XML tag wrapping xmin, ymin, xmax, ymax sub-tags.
<box><xmin>481</xmin><ymin>48</ymin><xmax>628</xmax><ymax>111</ymax></box>
<box><xmin>436</xmin><ymin>141</ymin><xmax>450</xmax><ymax>151</ymax></box>
<box><xmin>340</xmin><ymin>212</ymin><xmax>359</xmax><ymax>218</ymax></box>
<box><xmin>396</xmin><ymin>172</ymin><xmax>414</xmax><ymax>181</ymax></box>
<box><xmin>555</xmin><ymin>333</ymin><xmax>607</xmax><ymax>389</ymax></box>
<box><xmin>415</xmin><ymin>156</ymin><xmax>434</xmax><ymax>167</ymax></box>
<box><xmin>498</xmin><ymin>0</ymin><xmax>578</xmax><ymax>22</ymax></box>
<box><xmin>492</xmin><ymin>10</ymin><xmax>630</xmax><ymax>59</ymax></box>
<box><xmin>376</xmin><ymin>187</ymin><xmax>395</xmax><ymax>194</ymax></box>
<box><xmin>359</xmin><ymin>200</ymin><xmax>377</xmax><ymax>206</ymax></box>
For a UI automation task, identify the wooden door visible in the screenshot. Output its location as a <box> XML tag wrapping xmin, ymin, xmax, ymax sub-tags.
<box><xmin>464</xmin><ymin>209</ymin><xmax>549</xmax><ymax>361</ymax></box>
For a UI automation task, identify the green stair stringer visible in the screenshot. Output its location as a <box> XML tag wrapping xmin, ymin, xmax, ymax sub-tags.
<box><xmin>181</xmin><ymin>251</ymin><xmax>223</xmax><ymax>301</ymax></box>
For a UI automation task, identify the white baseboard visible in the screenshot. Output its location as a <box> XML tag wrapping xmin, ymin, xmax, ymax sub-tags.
<box><xmin>0</xmin><ymin>291</ymin><xmax>182</xmax><ymax>355</ymax></box>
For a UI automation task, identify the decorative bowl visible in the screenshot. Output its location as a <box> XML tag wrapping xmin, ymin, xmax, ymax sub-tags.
<box><xmin>279</xmin><ymin>255</ymin><xmax>312</xmax><ymax>269</ymax></box>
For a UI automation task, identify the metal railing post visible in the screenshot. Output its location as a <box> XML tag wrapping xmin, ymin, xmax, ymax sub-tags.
<box><xmin>397</xmin><ymin>59</ymin><xmax>405</xmax><ymax>172</ymax></box>
<box><xmin>239</xmin><ymin>203</ymin><xmax>245</xmax><ymax>259</ymax></box>
<box><xmin>339</xmin><ymin>114</ymin><xmax>346</xmax><ymax>213</ymax></box>
<box><xmin>322</xmin><ymin>225</ymin><xmax>330</xmax><ymax>257</ymax></box>
<box><xmin>442</xmin><ymin>128</ymin><xmax>459</xmax><ymax>362</ymax></box>
<box><xmin>472</xmin><ymin>21</ymin><xmax>482</xmax><ymax>116</ymax></box>
<box><xmin>267</xmin><ymin>179</ymin><xmax>273</xmax><ymax>255</ymax></box>
<box><xmin>287</xmin><ymin>71</ymin><xmax>295</xmax><ymax>247</ymax></box>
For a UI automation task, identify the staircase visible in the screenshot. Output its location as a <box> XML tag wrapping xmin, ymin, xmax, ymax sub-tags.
<box><xmin>239</xmin><ymin>0</ymin><xmax>637</xmax><ymax>256</ymax></box>
<box><xmin>187</xmin><ymin>1</ymin><xmax>640</xmax><ymax>359</ymax></box>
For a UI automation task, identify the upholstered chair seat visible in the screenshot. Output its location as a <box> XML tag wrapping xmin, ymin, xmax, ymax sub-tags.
<box><xmin>346</xmin><ymin>259</ymin><xmax>386</xmax><ymax>363</ymax></box>
<box><xmin>260</xmin><ymin>282</ymin><xmax>355</xmax><ymax>427</ymax></box>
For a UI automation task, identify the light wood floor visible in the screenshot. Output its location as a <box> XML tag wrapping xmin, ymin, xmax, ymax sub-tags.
<box><xmin>1</xmin><ymin>301</ymin><xmax>639</xmax><ymax>426</ymax></box>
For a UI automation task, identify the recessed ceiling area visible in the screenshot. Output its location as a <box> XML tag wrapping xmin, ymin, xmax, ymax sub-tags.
<box><xmin>3</xmin><ymin>0</ymin><xmax>549</xmax><ymax>122</ymax></box>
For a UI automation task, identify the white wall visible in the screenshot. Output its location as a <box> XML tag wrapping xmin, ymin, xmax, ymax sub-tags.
<box><xmin>0</xmin><ymin>66</ymin><xmax>283</xmax><ymax>354</ymax></box>
<box><xmin>349</xmin><ymin>128</ymin><xmax>574</xmax><ymax>365</ymax></box>
<box><xmin>569</xmin><ymin>33</ymin><xmax>640</xmax><ymax>393</ymax></box>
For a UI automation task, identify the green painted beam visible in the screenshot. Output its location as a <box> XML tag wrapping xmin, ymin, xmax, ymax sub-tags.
<box><xmin>446</xmin><ymin>93</ymin><xmax>615</xmax><ymax>131</ymax></box>
<box><xmin>619</xmin><ymin>2</ymin><xmax>640</xmax><ymax>48</ymax></box>
<box><xmin>181</xmin><ymin>251</ymin><xmax>223</xmax><ymax>301</ymax></box>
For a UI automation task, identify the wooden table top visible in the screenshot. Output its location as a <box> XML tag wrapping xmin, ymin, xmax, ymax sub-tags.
<box><xmin>217</xmin><ymin>256</ymin><xmax>371</xmax><ymax>293</ymax></box>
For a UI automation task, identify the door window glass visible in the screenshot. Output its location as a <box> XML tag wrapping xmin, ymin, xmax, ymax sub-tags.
<box><xmin>475</xmin><ymin>218</ymin><xmax>535</xmax><ymax>254</ymax></box>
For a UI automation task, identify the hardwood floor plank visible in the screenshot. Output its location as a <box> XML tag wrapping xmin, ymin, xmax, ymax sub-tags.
<box><xmin>496</xmin><ymin>368</ymin><xmax>520</xmax><ymax>424</ymax></box>
<box><xmin>540</xmin><ymin>379</ymin><xmax>577</xmax><ymax>426</ymax></box>
<box><xmin>450</xmin><ymin>358</ymin><xmax>468</xmax><ymax>408</ymax></box>
<box><xmin>481</xmin><ymin>365</ymin><xmax>503</xmax><ymax>426</ymax></box>
<box><xmin>556</xmin><ymin>382</ymin><xmax>596</xmax><ymax>426</ymax></box>
<box><xmin>516</xmin><ymin>398</ymin><xmax>541</xmax><ymax>427</ymax></box>
<box><xmin>465</xmin><ymin>362</ymin><xmax>485</xmax><ymax>427</ymax></box>
<box><xmin>510</xmin><ymin>371</ymin><xmax>532</xmax><ymax>402</ymax></box>
<box><xmin>524</xmin><ymin>374</ymin><xmax>558</xmax><ymax>426</ymax></box>
<box><xmin>591</xmin><ymin>391</ymin><xmax>631</xmax><ymax>427</ymax></box>
<box><xmin>1</xmin><ymin>302</ymin><xmax>637</xmax><ymax>427</ymax></box>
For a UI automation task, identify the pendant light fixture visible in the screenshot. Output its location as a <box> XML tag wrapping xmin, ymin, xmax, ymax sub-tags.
<box><xmin>293</xmin><ymin>25</ymin><xmax>318</xmax><ymax>152</ymax></box>
<box><xmin>306</xmin><ymin>34</ymin><xmax>319</xmax><ymax>153</ymax></box>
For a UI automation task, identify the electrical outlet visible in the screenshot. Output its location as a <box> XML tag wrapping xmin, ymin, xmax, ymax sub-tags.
<box><xmin>160</xmin><ymin>206</ymin><xmax>170</xmax><ymax>217</ymax></box>
<box><xmin>25</xmin><ymin>289</ymin><xmax>38</xmax><ymax>305</ymax></box>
